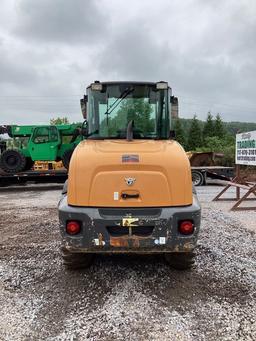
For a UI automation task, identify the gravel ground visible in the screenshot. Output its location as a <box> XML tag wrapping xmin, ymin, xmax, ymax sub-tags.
<box><xmin>0</xmin><ymin>185</ymin><xmax>255</xmax><ymax>341</ymax></box>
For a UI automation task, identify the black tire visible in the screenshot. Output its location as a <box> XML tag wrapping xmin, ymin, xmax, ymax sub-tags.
<box><xmin>61</xmin><ymin>246</ymin><xmax>94</xmax><ymax>269</ymax></box>
<box><xmin>0</xmin><ymin>168</ymin><xmax>7</xmax><ymax>175</ymax></box>
<box><xmin>0</xmin><ymin>149</ymin><xmax>26</xmax><ymax>173</ymax></box>
<box><xmin>61</xmin><ymin>179</ymin><xmax>68</xmax><ymax>195</ymax></box>
<box><xmin>62</xmin><ymin>149</ymin><xmax>74</xmax><ymax>169</ymax></box>
<box><xmin>192</xmin><ymin>170</ymin><xmax>204</xmax><ymax>186</ymax></box>
<box><xmin>24</xmin><ymin>157</ymin><xmax>34</xmax><ymax>171</ymax></box>
<box><xmin>164</xmin><ymin>252</ymin><xmax>195</xmax><ymax>270</ymax></box>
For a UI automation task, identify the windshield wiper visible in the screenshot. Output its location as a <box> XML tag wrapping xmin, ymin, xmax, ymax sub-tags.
<box><xmin>104</xmin><ymin>87</ymin><xmax>134</xmax><ymax>117</ymax></box>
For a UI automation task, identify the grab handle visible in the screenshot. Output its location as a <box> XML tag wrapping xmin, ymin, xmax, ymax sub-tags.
<box><xmin>121</xmin><ymin>193</ymin><xmax>140</xmax><ymax>199</ymax></box>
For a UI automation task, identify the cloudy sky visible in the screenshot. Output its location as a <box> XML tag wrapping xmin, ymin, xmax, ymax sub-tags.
<box><xmin>0</xmin><ymin>0</ymin><xmax>255</xmax><ymax>125</ymax></box>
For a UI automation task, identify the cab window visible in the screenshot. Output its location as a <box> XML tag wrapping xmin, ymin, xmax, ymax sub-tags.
<box><xmin>33</xmin><ymin>127</ymin><xmax>58</xmax><ymax>144</ymax></box>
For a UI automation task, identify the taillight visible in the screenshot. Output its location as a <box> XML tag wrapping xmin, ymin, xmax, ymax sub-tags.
<box><xmin>179</xmin><ymin>220</ymin><xmax>194</xmax><ymax>235</ymax></box>
<box><xmin>66</xmin><ymin>221</ymin><xmax>81</xmax><ymax>235</ymax></box>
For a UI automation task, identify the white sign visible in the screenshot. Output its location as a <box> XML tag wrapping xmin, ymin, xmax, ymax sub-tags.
<box><xmin>236</xmin><ymin>130</ymin><xmax>256</xmax><ymax>166</ymax></box>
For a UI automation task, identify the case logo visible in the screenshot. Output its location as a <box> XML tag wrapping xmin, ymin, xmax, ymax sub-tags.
<box><xmin>125</xmin><ymin>177</ymin><xmax>136</xmax><ymax>186</ymax></box>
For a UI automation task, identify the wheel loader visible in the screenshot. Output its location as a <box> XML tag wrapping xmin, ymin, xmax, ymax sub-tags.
<box><xmin>0</xmin><ymin>124</ymin><xmax>82</xmax><ymax>173</ymax></box>
<box><xmin>58</xmin><ymin>81</ymin><xmax>201</xmax><ymax>269</ymax></box>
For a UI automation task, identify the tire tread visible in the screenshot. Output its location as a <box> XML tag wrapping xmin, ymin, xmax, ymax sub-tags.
<box><xmin>61</xmin><ymin>246</ymin><xmax>94</xmax><ymax>269</ymax></box>
<box><xmin>165</xmin><ymin>252</ymin><xmax>195</xmax><ymax>270</ymax></box>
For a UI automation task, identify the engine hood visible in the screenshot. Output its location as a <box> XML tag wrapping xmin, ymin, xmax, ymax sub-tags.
<box><xmin>67</xmin><ymin>139</ymin><xmax>192</xmax><ymax>207</ymax></box>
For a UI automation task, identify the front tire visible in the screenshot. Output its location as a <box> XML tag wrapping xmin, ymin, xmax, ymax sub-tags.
<box><xmin>0</xmin><ymin>149</ymin><xmax>26</xmax><ymax>173</ymax></box>
<box><xmin>165</xmin><ymin>252</ymin><xmax>195</xmax><ymax>270</ymax></box>
<box><xmin>61</xmin><ymin>246</ymin><xmax>94</xmax><ymax>269</ymax></box>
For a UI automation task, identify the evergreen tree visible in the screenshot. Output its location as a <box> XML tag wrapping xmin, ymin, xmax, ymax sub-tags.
<box><xmin>173</xmin><ymin>118</ymin><xmax>186</xmax><ymax>148</ymax></box>
<box><xmin>214</xmin><ymin>113</ymin><xmax>225</xmax><ymax>138</ymax></box>
<box><xmin>203</xmin><ymin>112</ymin><xmax>214</xmax><ymax>141</ymax></box>
<box><xmin>187</xmin><ymin>115</ymin><xmax>202</xmax><ymax>150</ymax></box>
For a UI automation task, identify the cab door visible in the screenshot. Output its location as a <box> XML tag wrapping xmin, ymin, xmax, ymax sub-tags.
<box><xmin>28</xmin><ymin>126</ymin><xmax>60</xmax><ymax>161</ymax></box>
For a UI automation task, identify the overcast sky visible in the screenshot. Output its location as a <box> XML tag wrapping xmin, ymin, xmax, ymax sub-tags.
<box><xmin>0</xmin><ymin>0</ymin><xmax>255</xmax><ymax>125</ymax></box>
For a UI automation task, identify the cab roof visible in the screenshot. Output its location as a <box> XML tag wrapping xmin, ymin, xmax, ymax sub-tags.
<box><xmin>87</xmin><ymin>81</ymin><xmax>170</xmax><ymax>89</ymax></box>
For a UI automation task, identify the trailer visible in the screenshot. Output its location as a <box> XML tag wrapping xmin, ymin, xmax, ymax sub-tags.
<box><xmin>191</xmin><ymin>166</ymin><xmax>234</xmax><ymax>186</ymax></box>
<box><xmin>0</xmin><ymin>169</ymin><xmax>67</xmax><ymax>187</ymax></box>
<box><xmin>188</xmin><ymin>152</ymin><xmax>234</xmax><ymax>186</ymax></box>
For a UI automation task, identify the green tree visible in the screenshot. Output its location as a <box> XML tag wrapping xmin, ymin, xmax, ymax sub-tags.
<box><xmin>100</xmin><ymin>99</ymin><xmax>154</xmax><ymax>136</ymax></box>
<box><xmin>173</xmin><ymin>118</ymin><xmax>186</xmax><ymax>148</ymax></box>
<box><xmin>214</xmin><ymin>113</ymin><xmax>225</xmax><ymax>138</ymax></box>
<box><xmin>50</xmin><ymin>117</ymin><xmax>69</xmax><ymax>125</ymax></box>
<box><xmin>204</xmin><ymin>136</ymin><xmax>224</xmax><ymax>151</ymax></box>
<box><xmin>203</xmin><ymin>112</ymin><xmax>214</xmax><ymax>141</ymax></box>
<box><xmin>187</xmin><ymin>115</ymin><xmax>202</xmax><ymax>150</ymax></box>
<box><xmin>201</xmin><ymin>135</ymin><xmax>235</xmax><ymax>166</ymax></box>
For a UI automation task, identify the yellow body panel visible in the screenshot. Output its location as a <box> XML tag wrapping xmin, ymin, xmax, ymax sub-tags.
<box><xmin>67</xmin><ymin>140</ymin><xmax>192</xmax><ymax>207</ymax></box>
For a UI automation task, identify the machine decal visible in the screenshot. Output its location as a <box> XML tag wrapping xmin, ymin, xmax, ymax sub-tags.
<box><xmin>113</xmin><ymin>192</ymin><xmax>119</xmax><ymax>200</ymax></box>
<box><xmin>154</xmin><ymin>237</ymin><xmax>166</xmax><ymax>245</ymax></box>
<box><xmin>159</xmin><ymin>237</ymin><xmax>166</xmax><ymax>244</ymax></box>
<box><xmin>122</xmin><ymin>154</ymin><xmax>139</xmax><ymax>163</ymax></box>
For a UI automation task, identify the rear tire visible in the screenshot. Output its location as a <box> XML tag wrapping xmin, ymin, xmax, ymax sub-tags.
<box><xmin>62</xmin><ymin>149</ymin><xmax>74</xmax><ymax>169</ymax></box>
<box><xmin>165</xmin><ymin>252</ymin><xmax>195</xmax><ymax>270</ymax></box>
<box><xmin>0</xmin><ymin>149</ymin><xmax>26</xmax><ymax>173</ymax></box>
<box><xmin>192</xmin><ymin>170</ymin><xmax>204</xmax><ymax>186</ymax></box>
<box><xmin>61</xmin><ymin>246</ymin><xmax>94</xmax><ymax>269</ymax></box>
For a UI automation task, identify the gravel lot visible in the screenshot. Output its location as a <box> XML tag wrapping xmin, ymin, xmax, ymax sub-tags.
<box><xmin>0</xmin><ymin>185</ymin><xmax>255</xmax><ymax>341</ymax></box>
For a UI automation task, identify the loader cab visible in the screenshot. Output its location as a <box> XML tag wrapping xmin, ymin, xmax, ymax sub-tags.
<box><xmin>82</xmin><ymin>81</ymin><xmax>176</xmax><ymax>140</ymax></box>
<box><xmin>28</xmin><ymin>126</ymin><xmax>61</xmax><ymax>161</ymax></box>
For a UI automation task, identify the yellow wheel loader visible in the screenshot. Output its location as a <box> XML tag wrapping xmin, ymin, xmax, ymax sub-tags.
<box><xmin>58</xmin><ymin>81</ymin><xmax>201</xmax><ymax>269</ymax></box>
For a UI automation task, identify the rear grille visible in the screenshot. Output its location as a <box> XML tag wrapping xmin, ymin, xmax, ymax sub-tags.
<box><xmin>106</xmin><ymin>225</ymin><xmax>154</xmax><ymax>237</ymax></box>
<box><xmin>99</xmin><ymin>208</ymin><xmax>161</xmax><ymax>217</ymax></box>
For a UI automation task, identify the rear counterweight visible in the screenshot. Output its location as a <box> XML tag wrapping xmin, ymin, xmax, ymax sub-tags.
<box><xmin>58</xmin><ymin>195</ymin><xmax>201</xmax><ymax>254</ymax></box>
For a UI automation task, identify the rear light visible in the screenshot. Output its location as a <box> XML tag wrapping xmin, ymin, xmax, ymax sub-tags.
<box><xmin>179</xmin><ymin>220</ymin><xmax>194</xmax><ymax>235</ymax></box>
<box><xmin>66</xmin><ymin>221</ymin><xmax>81</xmax><ymax>235</ymax></box>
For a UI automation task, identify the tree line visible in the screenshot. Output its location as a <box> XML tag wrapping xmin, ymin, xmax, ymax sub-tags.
<box><xmin>173</xmin><ymin>113</ymin><xmax>230</xmax><ymax>150</ymax></box>
<box><xmin>173</xmin><ymin>113</ymin><xmax>237</xmax><ymax>165</ymax></box>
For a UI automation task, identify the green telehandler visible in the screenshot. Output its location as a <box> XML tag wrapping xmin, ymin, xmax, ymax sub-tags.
<box><xmin>0</xmin><ymin>124</ymin><xmax>82</xmax><ymax>173</ymax></box>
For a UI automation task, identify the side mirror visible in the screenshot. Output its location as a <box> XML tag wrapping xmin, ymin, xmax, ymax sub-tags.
<box><xmin>169</xmin><ymin>130</ymin><xmax>176</xmax><ymax>139</ymax></box>
<box><xmin>170</xmin><ymin>96</ymin><xmax>178</xmax><ymax>104</ymax></box>
<box><xmin>80</xmin><ymin>95</ymin><xmax>88</xmax><ymax>119</ymax></box>
<box><xmin>170</xmin><ymin>96</ymin><xmax>179</xmax><ymax>118</ymax></box>
<box><xmin>81</xmin><ymin>120</ymin><xmax>88</xmax><ymax>137</ymax></box>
